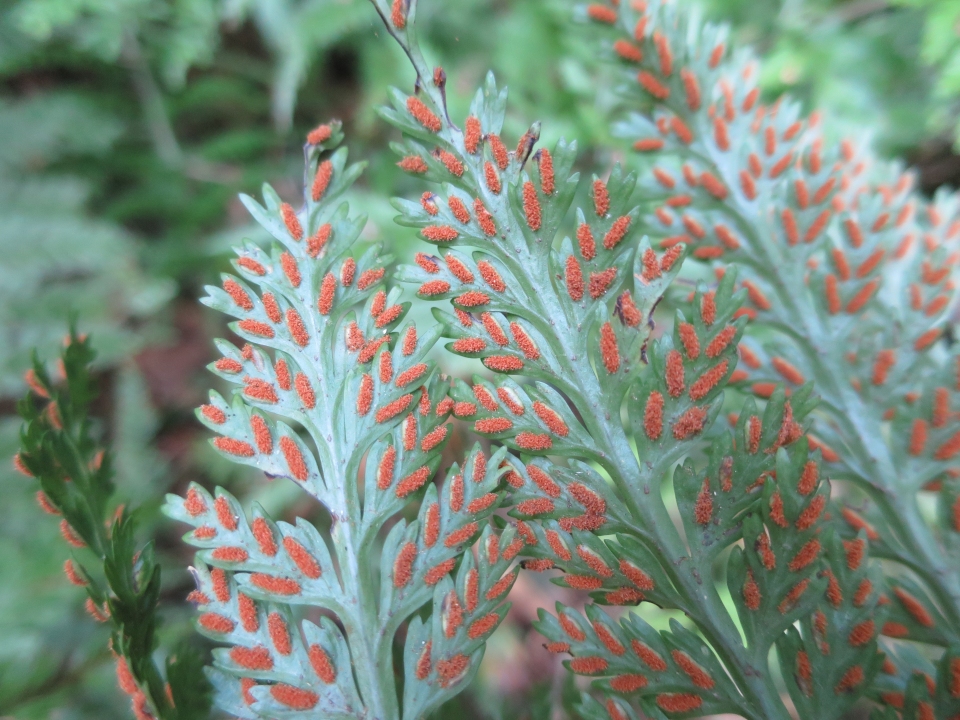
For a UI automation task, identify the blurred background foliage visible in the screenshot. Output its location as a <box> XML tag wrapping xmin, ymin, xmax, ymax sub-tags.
<box><xmin>1</xmin><ymin>0</ymin><xmax>959</xmax><ymax>717</ymax></box>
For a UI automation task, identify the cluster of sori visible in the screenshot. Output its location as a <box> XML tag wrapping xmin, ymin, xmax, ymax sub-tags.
<box><xmin>581</xmin><ymin>0</ymin><xmax>960</xmax><ymax>717</ymax></box>
<box><xmin>15</xmin><ymin>0</ymin><xmax>960</xmax><ymax>718</ymax></box>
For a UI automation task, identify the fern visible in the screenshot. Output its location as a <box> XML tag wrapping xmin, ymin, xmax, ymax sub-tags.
<box><xmin>370</xmin><ymin>1</ymin><xmax>878</xmax><ymax>717</ymax></box>
<box><xmin>581</xmin><ymin>0</ymin><xmax>960</xmax><ymax>715</ymax></box>
<box><xmin>15</xmin><ymin>332</ymin><xmax>211</xmax><ymax>720</ymax></box>
<box><xmin>17</xmin><ymin>1</ymin><xmax>960</xmax><ymax>718</ymax></box>
<box><xmin>162</xmin><ymin>121</ymin><xmax>518</xmax><ymax>719</ymax></box>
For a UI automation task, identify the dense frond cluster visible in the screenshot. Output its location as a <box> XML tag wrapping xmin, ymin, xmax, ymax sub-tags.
<box><xmin>583</xmin><ymin>0</ymin><xmax>960</xmax><ymax>714</ymax></box>
<box><xmin>19</xmin><ymin>1</ymin><xmax>960</xmax><ymax>718</ymax></box>
<box><xmin>372</xmin><ymin>2</ymin><xmax>860</xmax><ymax>716</ymax></box>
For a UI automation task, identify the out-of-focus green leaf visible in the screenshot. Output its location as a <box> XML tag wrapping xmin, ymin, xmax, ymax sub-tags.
<box><xmin>223</xmin><ymin>0</ymin><xmax>374</xmax><ymax>130</ymax></box>
<box><xmin>12</xmin><ymin>0</ymin><xmax>219</xmax><ymax>88</ymax></box>
<box><xmin>0</xmin><ymin>94</ymin><xmax>174</xmax><ymax>394</ymax></box>
<box><xmin>112</xmin><ymin>362</ymin><xmax>169</xmax><ymax>504</ymax></box>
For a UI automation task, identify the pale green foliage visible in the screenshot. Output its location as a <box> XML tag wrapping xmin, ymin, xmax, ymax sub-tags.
<box><xmin>693</xmin><ymin>0</ymin><xmax>943</xmax><ymax>154</ymax></box>
<box><xmin>374</xmin><ymin>1</ymin><xmax>847</xmax><ymax>716</ymax></box>
<box><xmin>8</xmin><ymin>1</ymin><xmax>960</xmax><ymax>718</ymax></box>
<box><xmin>586</xmin><ymin>0</ymin><xmax>960</xmax><ymax>715</ymax></box>
<box><xmin>163</xmin><ymin>123</ymin><xmax>517</xmax><ymax>720</ymax></box>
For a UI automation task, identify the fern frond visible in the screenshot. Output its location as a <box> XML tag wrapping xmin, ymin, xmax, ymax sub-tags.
<box><xmin>582</xmin><ymin>0</ymin><xmax>960</xmax><ymax>710</ymax></box>
<box><xmin>371</xmin><ymin>2</ymin><xmax>844</xmax><ymax>717</ymax></box>
<box><xmin>163</xmin><ymin>122</ymin><xmax>513</xmax><ymax>719</ymax></box>
<box><xmin>16</xmin><ymin>332</ymin><xmax>211</xmax><ymax>720</ymax></box>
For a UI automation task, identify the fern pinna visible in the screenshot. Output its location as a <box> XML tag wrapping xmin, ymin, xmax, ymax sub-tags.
<box><xmin>582</xmin><ymin>0</ymin><xmax>960</xmax><ymax>715</ymax></box>
<box><xmin>15</xmin><ymin>335</ymin><xmax>211</xmax><ymax>720</ymax></box>
<box><xmin>162</xmin><ymin>122</ymin><xmax>519</xmax><ymax>719</ymax></box>
<box><xmin>373</xmin><ymin>1</ymin><xmax>874</xmax><ymax>718</ymax></box>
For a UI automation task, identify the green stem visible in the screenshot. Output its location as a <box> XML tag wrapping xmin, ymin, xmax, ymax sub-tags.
<box><xmin>678</xmin><ymin>575</ymin><xmax>783</xmax><ymax>720</ymax></box>
<box><xmin>333</xmin><ymin>518</ymin><xmax>399</xmax><ymax>720</ymax></box>
<box><xmin>318</xmin><ymin>387</ymin><xmax>398</xmax><ymax>718</ymax></box>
